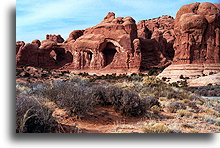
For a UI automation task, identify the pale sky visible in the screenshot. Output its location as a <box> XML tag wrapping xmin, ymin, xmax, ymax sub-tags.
<box><xmin>16</xmin><ymin>0</ymin><xmax>219</xmax><ymax>43</ymax></box>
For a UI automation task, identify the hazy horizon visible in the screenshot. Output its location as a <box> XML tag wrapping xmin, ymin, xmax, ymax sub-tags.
<box><xmin>16</xmin><ymin>0</ymin><xmax>219</xmax><ymax>43</ymax></box>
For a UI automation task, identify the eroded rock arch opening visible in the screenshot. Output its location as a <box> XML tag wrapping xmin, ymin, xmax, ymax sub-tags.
<box><xmin>102</xmin><ymin>42</ymin><xmax>117</xmax><ymax>67</ymax></box>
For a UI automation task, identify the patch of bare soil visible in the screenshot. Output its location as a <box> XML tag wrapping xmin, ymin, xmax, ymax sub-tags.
<box><xmin>49</xmin><ymin>104</ymin><xmax>219</xmax><ymax>133</ymax></box>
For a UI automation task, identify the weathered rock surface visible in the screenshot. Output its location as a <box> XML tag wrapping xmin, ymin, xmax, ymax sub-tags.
<box><xmin>16</xmin><ymin>38</ymin><xmax>72</xmax><ymax>68</ymax></box>
<box><xmin>188</xmin><ymin>73</ymin><xmax>220</xmax><ymax>86</ymax></box>
<box><xmin>158</xmin><ymin>64</ymin><xmax>220</xmax><ymax>83</ymax></box>
<box><xmin>173</xmin><ymin>2</ymin><xmax>219</xmax><ymax>64</ymax></box>
<box><xmin>16</xmin><ymin>2</ymin><xmax>219</xmax><ymax>77</ymax></box>
<box><xmin>158</xmin><ymin>2</ymin><xmax>219</xmax><ymax>85</ymax></box>
<box><xmin>16</xmin><ymin>12</ymin><xmax>176</xmax><ymax>72</ymax></box>
<box><xmin>137</xmin><ymin>15</ymin><xmax>175</xmax><ymax>69</ymax></box>
<box><xmin>46</xmin><ymin>34</ymin><xmax>64</xmax><ymax>43</ymax></box>
<box><xmin>16</xmin><ymin>41</ymin><xmax>25</xmax><ymax>54</ymax></box>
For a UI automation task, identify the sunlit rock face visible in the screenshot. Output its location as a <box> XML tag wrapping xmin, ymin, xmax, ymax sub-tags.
<box><xmin>16</xmin><ymin>2</ymin><xmax>219</xmax><ymax>75</ymax></box>
<box><xmin>16</xmin><ymin>12</ymin><xmax>174</xmax><ymax>72</ymax></box>
<box><xmin>173</xmin><ymin>2</ymin><xmax>219</xmax><ymax>64</ymax></box>
<box><xmin>158</xmin><ymin>2</ymin><xmax>220</xmax><ymax>83</ymax></box>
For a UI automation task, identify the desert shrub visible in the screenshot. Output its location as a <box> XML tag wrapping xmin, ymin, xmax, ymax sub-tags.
<box><xmin>143</xmin><ymin>96</ymin><xmax>160</xmax><ymax>108</ymax></box>
<box><xmin>179</xmin><ymin>75</ymin><xmax>184</xmax><ymax>79</ymax></box>
<box><xmin>182</xmin><ymin>99</ymin><xmax>191</xmax><ymax>104</ymax></box>
<box><xmin>187</xmin><ymin>101</ymin><xmax>198</xmax><ymax>109</ymax></box>
<box><xmin>188</xmin><ymin>94</ymin><xmax>201</xmax><ymax>101</ymax></box>
<box><xmin>142</xmin><ymin>76</ymin><xmax>162</xmax><ymax>86</ymax></box>
<box><xmin>179</xmin><ymin>80</ymin><xmax>188</xmax><ymax>87</ymax></box>
<box><xmin>159</xmin><ymin>97</ymin><xmax>167</xmax><ymax>101</ymax></box>
<box><xmin>119</xmin><ymin>90</ymin><xmax>146</xmax><ymax>117</ymax></box>
<box><xmin>167</xmin><ymin>91</ymin><xmax>180</xmax><ymax>99</ymax></box>
<box><xmin>187</xmin><ymin>85</ymin><xmax>220</xmax><ymax>96</ymax></box>
<box><xmin>170</xmin><ymin>82</ymin><xmax>179</xmax><ymax>87</ymax></box>
<box><xmin>192</xmin><ymin>114</ymin><xmax>205</xmax><ymax>119</ymax></box>
<box><xmin>167</xmin><ymin>101</ymin><xmax>186</xmax><ymax>113</ymax></box>
<box><xmin>205</xmin><ymin>108</ymin><xmax>219</xmax><ymax>117</ymax></box>
<box><xmin>142</xmin><ymin>123</ymin><xmax>172</xmax><ymax>133</ymax></box>
<box><xmin>177</xmin><ymin>109</ymin><xmax>192</xmax><ymax>117</ymax></box>
<box><xmin>35</xmin><ymin>78</ymin><xmax>147</xmax><ymax>117</ymax></box>
<box><xmin>38</xmin><ymin>83</ymin><xmax>95</xmax><ymax>117</ymax></box>
<box><xmin>151</xmin><ymin>105</ymin><xmax>161</xmax><ymax>114</ymax></box>
<box><xmin>16</xmin><ymin>96</ymin><xmax>59</xmax><ymax>133</ymax></box>
<box><xmin>130</xmin><ymin>75</ymin><xmax>143</xmax><ymax>81</ymax></box>
<box><xmin>181</xmin><ymin>123</ymin><xmax>194</xmax><ymax>128</ymax></box>
<box><xmin>94</xmin><ymin>85</ymin><xmax>147</xmax><ymax>117</ymax></box>
<box><xmin>162</xmin><ymin>77</ymin><xmax>167</xmax><ymax>81</ymax></box>
<box><xmin>209</xmin><ymin>72</ymin><xmax>214</xmax><ymax>75</ymax></box>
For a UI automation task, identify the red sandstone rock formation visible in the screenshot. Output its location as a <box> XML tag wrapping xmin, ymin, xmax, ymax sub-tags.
<box><xmin>16</xmin><ymin>13</ymin><xmax>175</xmax><ymax>72</ymax></box>
<box><xmin>173</xmin><ymin>2</ymin><xmax>219</xmax><ymax>64</ymax></box>
<box><xmin>65</xmin><ymin>12</ymin><xmax>140</xmax><ymax>72</ymax></box>
<box><xmin>16</xmin><ymin>2</ymin><xmax>219</xmax><ymax>75</ymax></box>
<box><xmin>137</xmin><ymin>15</ymin><xmax>175</xmax><ymax>69</ymax></box>
<box><xmin>16</xmin><ymin>41</ymin><xmax>25</xmax><ymax>54</ymax></box>
<box><xmin>65</xmin><ymin>30</ymin><xmax>84</xmax><ymax>43</ymax></box>
<box><xmin>46</xmin><ymin>34</ymin><xmax>64</xmax><ymax>43</ymax></box>
<box><xmin>16</xmin><ymin>38</ymin><xmax>72</xmax><ymax>68</ymax></box>
<box><xmin>158</xmin><ymin>2</ymin><xmax>220</xmax><ymax>84</ymax></box>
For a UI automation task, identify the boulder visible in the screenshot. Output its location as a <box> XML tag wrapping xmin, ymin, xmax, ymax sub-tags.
<box><xmin>46</xmin><ymin>34</ymin><xmax>64</xmax><ymax>43</ymax></box>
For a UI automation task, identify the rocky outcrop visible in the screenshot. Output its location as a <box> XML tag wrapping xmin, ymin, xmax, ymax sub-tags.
<box><xmin>158</xmin><ymin>64</ymin><xmax>220</xmax><ymax>82</ymax></box>
<box><xmin>16</xmin><ymin>41</ymin><xmax>25</xmax><ymax>54</ymax></box>
<box><xmin>46</xmin><ymin>34</ymin><xmax>64</xmax><ymax>43</ymax></box>
<box><xmin>16</xmin><ymin>2</ymin><xmax>219</xmax><ymax>76</ymax></box>
<box><xmin>65</xmin><ymin>12</ymin><xmax>139</xmax><ymax>71</ymax></box>
<box><xmin>16</xmin><ymin>12</ymin><xmax>175</xmax><ymax>72</ymax></box>
<box><xmin>188</xmin><ymin>73</ymin><xmax>220</xmax><ymax>86</ymax></box>
<box><xmin>158</xmin><ymin>2</ymin><xmax>219</xmax><ymax>85</ymax></box>
<box><xmin>173</xmin><ymin>2</ymin><xmax>219</xmax><ymax>64</ymax></box>
<box><xmin>137</xmin><ymin>15</ymin><xmax>175</xmax><ymax>69</ymax></box>
<box><xmin>16</xmin><ymin>38</ymin><xmax>72</xmax><ymax>68</ymax></box>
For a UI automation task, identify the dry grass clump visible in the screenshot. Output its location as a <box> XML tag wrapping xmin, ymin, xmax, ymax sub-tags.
<box><xmin>167</xmin><ymin>101</ymin><xmax>186</xmax><ymax>113</ymax></box>
<box><xmin>181</xmin><ymin>99</ymin><xmax>191</xmax><ymax>104</ymax></box>
<box><xmin>188</xmin><ymin>129</ymin><xmax>199</xmax><ymax>133</ymax></box>
<box><xmin>151</xmin><ymin>105</ymin><xmax>161</xmax><ymax>115</ymax></box>
<box><xmin>16</xmin><ymin>96</ymin><xmax>59</xmax><ymax>133</ymax></box>
<box><xmin>181</xmin><ymin>123</ymin><xmax>194</xmax><ymax>128</ymax></box>
<box><xmin>142</xmin><ymin>123</ymin><xmax>172</xmax><ymax>133</ymax></box>
<box><xmin>205</xmin><ymin>108</ymin><xmax>219</xmax><ymax>117</ymax></box>
<box><xmin>177</xmin><ymin>109</ymin><xmax>193</xmax><ymax>117</ymax></box>
<box><xmin>142</xmin><ymin>76</ymin><xmax>161</xmax><ymax>86</ymax></box>
<box><xmin>192</xmin><ymin>114</ymin><xmax>205</xmax><ymax>119</ymax></box>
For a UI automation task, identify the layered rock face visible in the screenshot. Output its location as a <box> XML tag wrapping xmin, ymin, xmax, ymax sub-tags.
<box><xmin>173</xmin><ymin>2</ymin><xmax>219</xmax><ymax>64</ymax></box>
<box><xmin>137</xmin><ymin>15</ymin><xmax>175</xmax><ymax>69</ymax></box>
<box><xmin>65</xmin><ymin>12</ymin><xmax>140</xmax><ymax>71</ymax></box>
<box><xmin>158</xmin><ymin>2</ymin><xmax>220</xmax><ymax>84</ymax></box>
<box><xmin>16</xmin><ymin>2</ymin><xmax>219</xmax><ymax>76</ymax></box>
<box><xmin>16</xmin><ymin>12</ymin><xmax>174</xmax><ymax>72</ymax></box>
<box><xmin>16</xmin><ymin>36</ymin><xmax>72</xmax><ymax>68</ymax></box>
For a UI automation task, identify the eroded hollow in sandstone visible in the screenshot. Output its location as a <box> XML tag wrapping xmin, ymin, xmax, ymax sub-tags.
<box><xmin>101</xmin><ymin>42</ymin><xmax>117</xmax><ymax>67</ymax></box>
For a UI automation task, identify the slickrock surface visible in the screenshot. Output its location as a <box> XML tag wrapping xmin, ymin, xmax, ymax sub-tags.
<box><xmin>188</xmin><ymin>73</ymin><xmax>220</xmax><ymax>86</ymax></box>
<box><xmin>157</xmin><ymin>64</ymin><xmax>220</xmax><ymax>84</ymax></box>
